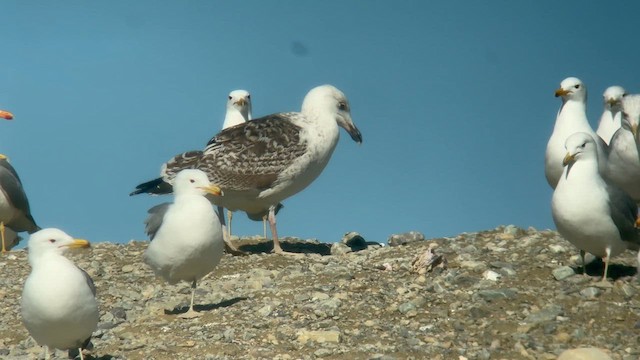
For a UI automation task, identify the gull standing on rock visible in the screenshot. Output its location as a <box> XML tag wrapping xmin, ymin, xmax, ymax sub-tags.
<box><xmin>0</xmin><ymin>154</ymin><xmax>39</xmax><ymax>252</ymax></box>
<box><xmin>606</xmin><ymin>94</ymin><xmax>640</xmax><ymax>202</ymax></box>
<box><xmin>132</xmin><ymin>84</ymin><xmax>363</xmax><ymax>255</ymax></box>
<box><xmin>143</xmin><ymin>169</ymin><xmax>224</xmax><ymax>319</ymax></box>
<box><xmin>596</xmin><ymin>86</ymin><xmax>627</xmax><ymax>145</ymax></box>
<box><xmin>552</xmin><ymin>132</ymin><xmax>640</xmax><ymax>281</ymax></box>
<box><xmin>21</xmin><ymin>228</ymin><xmax>98</xmax><ymax>360</ymax></box>
<box><xmin>545</xmin><ymin>77</ymin><xmax>607</xmax><ymax>189</ymax></box>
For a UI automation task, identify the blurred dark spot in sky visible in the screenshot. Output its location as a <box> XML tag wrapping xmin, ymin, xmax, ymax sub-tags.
<box><xmin>290</xmin><ymin>41</ymin><xmax>309</xmax><ymax>57</ymax></box>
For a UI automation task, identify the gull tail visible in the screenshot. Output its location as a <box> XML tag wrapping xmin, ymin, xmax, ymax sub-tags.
<box><xmin>130</xmin><ymin>177</ymin><xmax>174</xmax><ymax>196</ymax></box>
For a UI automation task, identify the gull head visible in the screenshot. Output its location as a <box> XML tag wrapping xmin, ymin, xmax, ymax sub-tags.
<box><xmin>302</xmin><ymin>85</ymin><xmax>363</xmax><ymax>144</ymax></box>
<box><xmin>562</xmin><ymin>132</ymin><xmax>598</xmax><ymax>167</ymax></box>
<box><xmin>622</xmin><ymin>94</ymin><xmax>640</xmax><ymax>140</ymax></box>
<box><xmin>603</xmin><ymin>86</ymin><xmax>626</xmax><ymax>109</ymax></box>
<box><xmin>227</xmin><ymin>90</ymin><xmax>252</xmax><ymax>121</ymax></box>
<box><xmin>555</xmin><ymin>77</ymin><xmax>587</xmax><ymax>103</ymax></box>
<box><xmin>27</xmin><ymin>228</ymin><xmax>90</xmax><ymax>260</ymax></box>
<box><xmin>173</xmin><ymin>169</ymin><xmax>222</xmax><ymax>197</ymax></box>
<box><xmin>0</xmin><ymin>110</ymin><xmax>14</xmax><ymax>120</ymax></box>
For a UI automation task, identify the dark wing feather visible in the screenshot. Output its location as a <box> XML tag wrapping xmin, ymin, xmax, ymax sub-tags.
<box><xmin>77</xmin><ymin>266</ymin><xmax>97</xmax><ymax>297</ymax></box>
<box><xmin>0</xmin><ymin>159</ymin><xmax>38</xmax><ymax>232</ymax></box>
<box><xmin>607</xmin><ymin>184</ymin><xmax>640</xmax><ymax>247</ymax></box>
<box><xmin>161</xmin><ymin>150</ymin><xmax>203</xmax><ymax>181</ymax></box>
<box><xmin>144</xmin><ymin>203</ymin><xmax>171</xmax><ymax>240</ymax></box>
<box><xmin>199</xmin><ymin>113</ymin><xmax>308</xmax><ymax>191</ymax></box>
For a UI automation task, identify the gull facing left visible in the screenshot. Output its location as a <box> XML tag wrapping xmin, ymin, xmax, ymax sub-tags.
<box><xmin>144</xmin><ymin>169</ymin><xmax>224</xmax><ymax>319</ymax></box>
<box><xmin>552</xmin><ymin>132</ymin><xmax>640</xmax><ymax>281</ymax></box>
<box><xmin>21</xmin><ymin>228</ymin><xmax>98</xmax><ymax>360</ymax></box>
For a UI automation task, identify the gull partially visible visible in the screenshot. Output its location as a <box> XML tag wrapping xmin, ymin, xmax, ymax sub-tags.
<box><xmin>545</xmin><ymin>77</ymin><xmax>607</xmax><ymax>189</ymax></box>
<box><xmin>606</xmin><ymin>94</ymin><xmax>640</xmax><ymax>202</ymax></box>
<box><xmin>596</xmin><ymin>86</ymin><xmax>626</xmax><ymax>145</ymax></box>
<box><xmin>552</xmin><ymin>132</ymin><xmax>640</xmax><ymax>281</ymax></box>
<box><xmin>0</xmin><ymin>154</ymin><xmax>39</xmax><ymax>252</ymax></box>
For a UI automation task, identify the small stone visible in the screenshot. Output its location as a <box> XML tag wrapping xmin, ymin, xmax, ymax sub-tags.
<box><xmin>482</xmin><ymin>270</ymin><xmax>501</xmax><ymax>281</ymax></box>
<box><xmin>387</xmin><ymin>231</ymin><xmax>425</xmax><ymax>246</ymax></box>
<box><xmin>524</xmin><ymin>304</ymin><xmax>563</xmax><ymax>324</ymax></box>
<box><xmin>476</xmin><ymin>288</ymin><xmax>517</xmax><ymax>301</ymax></box>
<box><xmin>579</xmin><ymin>287</ymin><xmax>601</xmax><ymax>299</ymax></box>
<box><xmin>121</xmin><ymin>265</ymin><xmax>134</xmax><ymax>273</ymax></box>
<box><xmin>552</xmin><ymin>266</ymin><xmax>576</xmax><ymax>280</ymax></box>
<box><xmin>557</xmin><ymin>348</ymin><xmax>613</xmax><ymax>360</ymax></box>
<box><xmin>297</xmin><ymin>330</ymin><xmax>340</xmax><ymax>343</ymax></box>
<box><xmin>460</xmin><ymin>261</ymin><xmax>486</xmax><ymax>271</ymax></box>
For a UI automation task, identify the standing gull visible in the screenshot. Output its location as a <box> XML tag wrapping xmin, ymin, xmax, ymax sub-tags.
<box><xmin>596</xmin><ymin>86</ymin><xmax>626</xmax><ymax>145</ymax></box>
<box><xmin>545</xmin><ymin>77</ymin><xmax>607</xmax><ymax>189</ymax></box>
<box><xmin>0</xmin><ymin>154</ymin><xmax>39</xmax><ymax>252</ymax></box>
<box><xmin>144</xmin><ymin>169</ymin><xmax>224</xmax><ymax>319</ymax></box>
<box><xmin>552</xmin><ymin>132</ymin><xmax>640</xmax><ymax>281</ymax></box>
<box><xmin>133</xmin><ymin>84</ymin><xmax>362</xmax><ymax>254</ymax></box>
<box><xmin>606</xmin><ymin>94</ymin><xmax>640</xmax><ymax>202</ymax></box>
<box><xmin>21</xmin><ymin>228</ymin><xmax>98</xmax><ymax>360</ymax></box>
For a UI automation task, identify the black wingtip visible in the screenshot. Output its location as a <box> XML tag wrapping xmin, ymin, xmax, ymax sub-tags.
<box><xmin>130</xmin><ymin>178</ymin><xmax>173</xmax><ymax>196</ymax></box>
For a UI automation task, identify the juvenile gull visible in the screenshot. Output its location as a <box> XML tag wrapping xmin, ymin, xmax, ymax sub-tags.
<box><xmin>21</xmin><ymin>228</ymin><xmax>98</xmax><ymax>360</ymax></box>
<box><xmin>132</xmin><ymin>84</ymin><xmax>362</xmax><ymax>254</ymax></box>
<box><xmin>0</xmin><ymin>154</ymin><xmax>39</xmax><ymax>252</ymax></box>
<box><xmin>606</xmin><ymin>94</ymin><xmax>640</xmax><ymax>202</ymax></box>
<box><xmin>144</xmin><ymin>169</ymin><xmax>224</xmax><ymax>318</ymax></box>
<box><xmin>552</xmin><ymin>132</ymin><xmax>640</xmax><ymax>281</ymax></box>
<box><xmin>596</xmin><ymin>86</ymin><xmax>626</xmax><ymax>145</ymax></box>
<box><xmin>545</xmin><ymin>77</ymin><xmax>607</xmax><ymax>189</ymax></box>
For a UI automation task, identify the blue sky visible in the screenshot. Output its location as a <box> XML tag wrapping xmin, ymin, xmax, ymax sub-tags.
<box><xmin>2</xmin><ymin>1</ymin><xmax>640</xmax><ymax>245</ymax></box>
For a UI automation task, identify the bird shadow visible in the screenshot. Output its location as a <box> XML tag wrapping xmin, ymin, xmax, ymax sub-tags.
<box><xmin>574</xmin><ymin>258</ymin><xmax>638</xmax><ymax>280</ymax></box>
<box><xmin>237</xmin><ymin>238</ymin><xmax>332</xmax><ymax>256</ymax></box>
<box><xmin>164</xmin><ymin>296</ymin><xmax>247</xmax><ymax>315</ymax></box>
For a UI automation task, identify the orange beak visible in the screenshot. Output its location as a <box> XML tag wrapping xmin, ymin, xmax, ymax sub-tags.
<box><xmin>0</xmin><ymin>110</ymin><xmax>14</xmax><ymax>120</ymax></box>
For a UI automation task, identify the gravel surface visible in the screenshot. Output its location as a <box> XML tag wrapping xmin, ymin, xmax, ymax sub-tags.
<box><xmin>1</xmin><ymin>226</ymin><xmax>639</xmax><ymax>359</ymax></box>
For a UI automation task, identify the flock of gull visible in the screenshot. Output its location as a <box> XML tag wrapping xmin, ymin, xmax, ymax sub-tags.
<box><xmin>547</xmin><ymin>77</ymin><xmax>640</xmax><ymax>281</ymax></box>
<box><xmin>4</xmin><ymin>77</ymin><xmax>640</xmax><ymax>358</ymax></box>
<box><xmin>2</xmin><ymin>84</ymin><xmax>362</xmax><ymax>358</ymax></box>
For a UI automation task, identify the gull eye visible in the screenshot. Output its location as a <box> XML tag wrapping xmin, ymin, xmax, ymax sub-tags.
<box><xmin>574</xmin><ymin>84</ymin><xmax>580</xmax><ymax>89</ymax></box>
<box><xmin>49</xmin><ymin>239</ymin><xmax>56</xmax><ymax>243</ymax></box>
<box><xmin>247</xmin><ymin>95</ymin><xmax>251</xmax><ymax>99</ymax></box>
<box><xmin>228</xmin><ymin>96</ymin><xmax>232</xmax><ymax>100</ymax></box>
<box><xmin>338</xmin><ymin>102</ymin><xmax>347</xmax><ymax>111</ymax></box>
<box><xmin>189</xmin><ymin>179</ymin><xmax>195</xmax><ymax>183</ymax></box>
<box><xmin>580</xmin><ymin>143</ymin><xmax>586</xmax><ymax>148</ymax></box>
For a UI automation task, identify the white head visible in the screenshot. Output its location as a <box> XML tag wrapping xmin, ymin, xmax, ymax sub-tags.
<box><xmin>622</xmin><ymin>94</ymin><xmax>640</xmax><ymax>139</ymax></box>
<box><xmin>301</xmin><ymin>85</ymin><xmax>362</xmax><ymax>143</ymax></box>
<box><xmin>555</xmin><ymin>77</ymin><xmax>587</xmax><ymax>104</ymax></box>
<box><xmin>173</xmin><ymin>169</ymin><xmax>222</xmax><ymax>197</ymax></box>
<box><xmin>603</xmin><ymin>86</ymin><xmax>626</xmax><ymax>110</ymax></box>
<box><xmin>225</xmin><ymin>89</ymin><xmax>252</xmax><ymax>122</ymax></box>
<box><xmin>27</xmin><ymin>228</ymin><xmax>89</xmax><ymax>264</ymax></box>
<box><xmin>562</xmin><ymin>132</ymin><xmax>598</xmax><ymax>168</ymax></box>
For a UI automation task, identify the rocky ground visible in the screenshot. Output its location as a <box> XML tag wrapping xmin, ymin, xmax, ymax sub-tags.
<box><xmin>1</xmin><ymin>226</ymin><xmax>639</xmax><ymax>360</ymax></box>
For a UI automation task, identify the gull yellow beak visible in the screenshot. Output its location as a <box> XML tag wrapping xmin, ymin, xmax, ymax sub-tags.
<box><xmin>0</xmin><ymin>110</ymin><xmax>14</xmax><ymax>120</ymax></box>
<box><xmin>200</xmin><ymin>185</ymin><xmax>223</xmax><ymax>196</ymax></box>
<box><xmin>606</xmin><ymin>98</ymin><xmax>620</xmax><ymax>106</ymax></box>
<box><xmin>66</xmin><ymin>239</ymin><xmax>91</xmax><ymax>249</ymax></box>
<box><xmin>235</xmin><ymin>98</ymin><xmax>247</xmax><ymax>106</ymax></box>
<box><xmin>562</xmin><ymin>152</ymin><xmax>575</xmax><ymax>166</ymax></box>
<box><xmin>555</xmin><ymin>88</ymin><xmax>570</xmax><ymax>97</ymax></box>
<box><xmin>0</xmin><ymin>154</ymin><xmax>7</xmax><ymax>160</ymax></box>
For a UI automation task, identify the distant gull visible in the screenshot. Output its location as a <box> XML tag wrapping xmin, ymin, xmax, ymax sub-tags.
<box><xmin>606</xmin><ymin>94</ymin><xmax>640</xmax><ymax>202</ymax></box>
<box><xmin>596</xmin><ymin>86</ymin><xmax>626</xmax><ymax>145</ymax></box>
<box><xmin>0</xmin><ymin>154</ymin><xmax>39</xmax><ymax>252</ymax></box>
<box><xmin>552</xmin><ymin>132</ymin><xmax>640</xmax><ymax>281</ymax></box>
<box><xmin>132</xmin><ymin>84</ymin><xmax>362</xmax><ymax>254</ymax></box>
<box><xmin>143</xmin><ymin>169</ymin><xmax>224</xmax><ymax>318</ymax></box>
<box><xmin>545</xmin><ymin>77</ymin><xmax>607</xmax><ymax>189</ymax></box>
<box><xmin>21</xmin><ymin>228</ymin><xmax>98</xmax><ymax>360</ymax></box>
